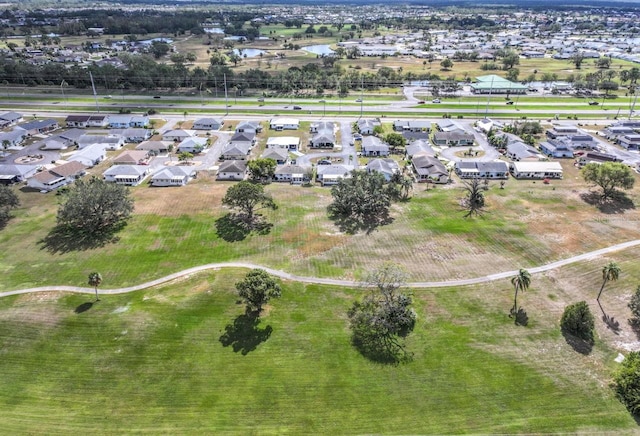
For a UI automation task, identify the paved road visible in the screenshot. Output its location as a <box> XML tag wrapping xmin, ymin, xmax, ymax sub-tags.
<box><xmin>2</xmin><ymin>239</ymin><xmax>639</xmax><ymax>299</ymax></box>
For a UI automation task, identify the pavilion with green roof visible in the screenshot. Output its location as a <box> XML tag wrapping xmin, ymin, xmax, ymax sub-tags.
<box><xmin>470</xmin><ymin>74</ymin><xmax>528</xmax><ymax>95</ymax></box>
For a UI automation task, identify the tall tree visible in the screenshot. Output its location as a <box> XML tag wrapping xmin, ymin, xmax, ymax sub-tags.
<box><xmin>222</xmin><ymin>181</ymin><xmax>277</xmax><ymax>227</ymax></box>
<box><xmin>0</xmin><ymin>185</ymin><xmax>20</xmax><ymax>228</ymax></box>
<box><xmin>348</xmin><ymin>263</ymin><xmax>417</xmax><ymax>363</ymax></box>
<box><xmin>510</xmin><ymin>269</ymin><xmax>531</xmax><ymax>316</ymax></box>
<box><xmin>582</xmin><ymin>162</ymin><xmax>635</xmax><ymax>200</ymax></box>
<box><xmin>597</xmin><ymin>262</ymin><xmax>621</xmax><ymax>301</ymax></box>
<box><xmin>247</xmin><ymin>158</ymin><xmax>277</xmax><ymax>184</ymax></box>
<box><xmin>235</xmin><ymin>269</ymin><xmax>282</xmax><ymax>316</ymax></box>
<box><xmin>56</xmin><ymin>177</ymin><xmax>134</xmax><ymax>237</ymax></box>
<box><xmin>88</xmin><ymin>272</ymin><xmax>103</xmax><ymax>301</ymax></box>
<box><xmin>461</xmin><ymin>178</ymin><xmax>485</xmax><ymax>217</ymax></box>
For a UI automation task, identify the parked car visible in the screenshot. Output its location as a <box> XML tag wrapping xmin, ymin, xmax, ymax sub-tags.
<box><xmin>355</xmin><ymin>98</ymin><xmax>362</xmax><ymax>103</ymax></box>
<box><xmin>353</xmin><ymin>134</ymin><xmax>363</xmax><ymax>140</ymax></box>
<box><xmin>432</xmin><ymin>99</ymin><xmax>441</xmax><ymax>103</ymax></box>
<box><xmin>317</xmin><ymin>159</ymin><xmax>332</xmax><ymax>165</ymax></box>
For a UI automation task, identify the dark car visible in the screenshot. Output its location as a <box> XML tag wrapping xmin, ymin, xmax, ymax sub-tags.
<box><xmin>588</xmin><ymin>101</ymin><xmax>599</xmax><ymax>106</ymax></box>
<box><xmin>506</xmin><ymin>101</ymin><xmax>514</xmax><ymax>105</ymax></box>
<box><xmin>317</xmin><ymin>159</ymin><xmax>332</xmax><ymax>165</ymax></box>
<box><xmin>293</xmin><ymin>105</ymin><xmax>302</xmax><ymax>110</ymax></box>
<box><xmin>417</xmin><ymin>100</ymin><xmax>426</xmax><ymax>104</ymax></box>
<box><xmin>153</xmin><ymin>95</ymin><xmax>161</xmax><ymax>99</ymax></box>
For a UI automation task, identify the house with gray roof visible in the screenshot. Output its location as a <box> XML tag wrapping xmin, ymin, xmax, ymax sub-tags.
<box><xmin>220</xmin><ymin>142</ymin><xmax>251</xmax><ymax>161</ymax></box>
<box><xmin>261</xmin><ymin>148</ymin><xmax>289</xmax><ymax>165</ymax></box>
<box><xmin>316</xmin><ymin>164</ymin><xmax>354</xmax><ymax>186</ymax></box>
<box><xmin>177</xmin><ymin>137</ymin><xmax>208</xmax><ymax>154</ymax></box>
<box><xmin>103</xmin><ymin>165</ymin><xmax>149</xmax><ymax>186</ymax></box>
<box><xmin>412</xmin><ymin>153</ymin><xmax>449</xmax><ymax>184</ymax></box>
<box><xmin>455</xmin><ymin>161</ymin><xmax>509</xmax><ymax>179</ymax></box>
<box><xmin>77</xmin><ymin>134</ymin><xmax>124</xmax><ymax>150</ymax></box>
<box><xmin>27</xmin><ymin>161</ymin><xmax>87</xmax><ymax>192</ymax></box>
<box><xmin>0</xmin><ymin>112</ymin><xmax>23</xmax><ymax>127</ymax></box>
<box><xmin>506</xmin><ymin>141</ymin><xmax>542</xmax><ymax>161</ymax></box>
<box><xmin>357</xmin><ymin>119</ymin><xmax>381</xmax><ymax>135</ymax></box>
<box><xmin>432</xmin><ymin>131</ymin><xmax>475</xmax><ymax>147</ymax></box>
<box><xmin>136</xmin><ymin>140</ymin><xmax>170</xmax><ymax>154</ymax></box>
<box><xmin>310</xmin><ymin>121</ymin><xmax>334</xmax><ymax>133</ymax></box>
<box><xmin>0</xmin><ymin>130</ymin><xmax>27</xmax><ymax>148</ymax></box>
<box><xmin>406</xmin><ymin>140</ymin><xmax>435</xmax><ymax>158</ymax></box>
<box><xmin>235</xmin><ymin>121</ymin><xmax>262</xmax><ymax>133</ymax></box>
<box><xmin>274</xmin><ymin>164</ymin><xmax>311</xmax><ymax>184</ymax></box>
<box><xmin>539</xmin><ymin>140</ymin><xmax>574</xmax><ymax>158</ymax></box>
<box><xmin>0</xmin><ymin>164</ymin><xmax>39</xmax><ymax>185</ymax></box>
<box><xmin>217</xmin><ymin>160</ymin><xmax>247</xmax><ymax>180</ymax></box>
<box><xmin>470</xmin><ymin>75</ymin><xmax>527</xmax><ymax>95</ymax></box>
<box><xmin>310</xmin><ymin>132</ymin><xmax>335</xmax><ymax>148</ymax></box>
<box><xmin>618</xmin><ymin>134</ymin><xmax>640</xmax><ymax>151</ymax></box>
<box><xmin>163</xmin><ymin>129</ymin><xmax>196</xmax><ymax>142</ymax></box>
<box><xmin>366</xmin><ymin>158</ymin><xmax>400</xmax><ymax>181</ymax></box>
<box><xmin>361</xmin><ymin>136</ymin><xmax>390</xmax><ymax>157</ymax></box>
<box><xmin>151</xmin><ymin>166</ymin><xmax>196</xmax><ymax>187</ymax></box>
<box><xmin>193</xmin><ymin>117</ymin><xmax>224</xmax><ymax>130</ymax></box>
<box><xmin>69</xmin><ymin>144</ymin><xmax>107</xmax><ymax>168</ymax></box>
<box><xmin>17</xmin><ymin>119</ymin><xmax>59</xmax><ymax>135</ymax></box>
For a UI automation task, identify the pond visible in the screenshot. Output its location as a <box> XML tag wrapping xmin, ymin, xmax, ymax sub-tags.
<box><xmin>232</xmin><ymin>48</ymin><xmax>266</xmax><ymax>58</ymax></box>
<box><xmin>302</xmin><ymin>45</ymin><xmax>335</xmax><ymax>55</ymax></box>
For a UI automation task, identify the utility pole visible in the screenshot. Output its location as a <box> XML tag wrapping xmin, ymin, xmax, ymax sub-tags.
<box><xmin>224</xmin><ymin>73</ymin><xmax>229</xmax><ymax>115</ymax></box>
<box><xmin>360</xmin><ymin>76</ymin><xmax>364</xmax><ymax>119</ymax></box>
<box><xmin>630</xmin><ymin>87</ymin><xmax>638</xmax><ymax>120</ymax></box>
<box><xmin>484</xmin><ymin>75</ymin><xmax>495</xmax><ymax>118</ymax></box>
<box><xmin>89</xmin><ymin>72</ymin><xmax>100</xmax><ymax>113</ymax></box>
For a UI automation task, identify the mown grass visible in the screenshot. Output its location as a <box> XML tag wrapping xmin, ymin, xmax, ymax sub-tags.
<box><xmin>0</xmin><ymin>269</ymin><xmax>635</xmax><ymax>433</ymax></box>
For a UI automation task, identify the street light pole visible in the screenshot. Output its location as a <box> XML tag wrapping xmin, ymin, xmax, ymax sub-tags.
<box><xmin>319</xmin><ymin>99</ymin><xmax>326</xmax><ymax>117</ymax></box>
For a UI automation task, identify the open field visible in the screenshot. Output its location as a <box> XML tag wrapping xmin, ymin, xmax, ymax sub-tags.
<box><xmin>2</xmin><ymin>161</ymin><xmax>640</xmax><ymax>292</ymax></box>
<box><xmin>0</xmin><ymin>262</ymin><xmax>639</xmax><ymax>433</ymax></box>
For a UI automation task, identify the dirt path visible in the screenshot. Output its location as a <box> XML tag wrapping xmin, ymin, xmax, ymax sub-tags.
<box><xmin>2</xmin><ymin>239</ymin><xmax>639</xmax><ymax>298</ymax></box>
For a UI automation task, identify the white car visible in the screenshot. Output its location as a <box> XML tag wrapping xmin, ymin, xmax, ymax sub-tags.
<box><xmin>432</xmin><ymin>99</ymin><xmax>441</xmax><ymax>103</ymax></box>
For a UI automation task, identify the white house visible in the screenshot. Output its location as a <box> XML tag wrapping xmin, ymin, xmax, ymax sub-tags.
<box><xmin>266</xmin><ymin>136</ymin><xmax>300</xmax><ymax>150</ymax></box>
<box><xmin>77</xmin><ymin>134</ymin><xmax>125</xmax><ymax>151</ymax></box>
<box><xmin>455</xmin><ymin>161</ymin><xmax>509</xmax><ymax>179</ymax></box>
<box><xmin>163</xmin><ymin>129</ymin><xmax>196</xmax><ymax>142</ymax></box>
<box><xmin>69</xmin><ymin>144</ymin><xmax>107</xmax><ymax>167</ymax></box>
<box><xmin>217</xmin><ymin>160</ymin><xmax>247</xmax><ymax>180</ymax></box>
<box><xmin>103</xmin><ymin>165</ymin><xmax>149</xmax><ymax>186</ymax></box>
<box><xmin>274</xmin><ymin>164</ymin><xmax>311</xmax><ymax>184</ymax></box>
<box><xmin>220</xmin><ymin>143</ymin><xmax>251</xmax><ymax>160</ymax></box>
<box><xmin>366</xmin><ymin>158</ymin><xmax>400</xmax><ymax>181</ymax></box>
<box><xmin>270</xmin><ymin>117</ymin><xmax>299</xmax><ymax>131</ymax></box>
<box><xmin>316</xmin><ymin>164</ymin><xmax>354</xmax><ymax>186</ymax></box>
<box><xmin>509</xmin><ymin>161</ymin><xmax>563</xmax><ymax>179</ymax></box>
<box><xmin>0</xmin><ymin>164</ymin><xmax>39</xmax><ymax>185</ymax></box>
<box><xmin>261</xmin><ymin>148</ymin><xmax>289</xmax><ymax>165</ymax></box>
<box><xmin>193</xmin><ymin>117</ymin><xmax>224</xmax><ymax>130</ymax></box>
<box><xmin>151</xmin><ymin>166</ymin><xmax>196</xmax><ymax>187</ymax></box>
<box><xmin>177</xmin><ymin>137</ymin><xmax>208</xmax><ymax>154</ymax></box>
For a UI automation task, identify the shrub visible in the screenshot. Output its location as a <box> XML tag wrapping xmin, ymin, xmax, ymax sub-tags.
<box><xmin>628</xmin><ymin>286</ymin><xmax>640</xmax><ymax>326</ymax></box>
<box><xmin>614</xmin><ymin>351</ymin><xmax>640</xmax><ymax>416</ymax></box>
<box><xmin>560</xmin><ymin>301</ymin><xmax>595</xmax><ymax>343</ymax></box>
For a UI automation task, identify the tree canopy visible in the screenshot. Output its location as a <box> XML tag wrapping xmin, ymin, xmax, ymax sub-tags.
<box><xmin>614</xmin><ymin>351</ymin><xmax>640</xmax><ymax>416</ymax></box>
<box><xmin>0</xmin><ymin>185</ymin><xmax>20</xmax><ymax>229</ymax></box>
<box><xmin>56</xmin><ymin>177</ymin><xmax>134</xmax><ymax>237</ymax></box>
<box><xmin>582</xmin><ymin>162</ymin><xmax>635</xmax><ymax>200</ymax></box>
<box><xmin>248</xmin><ymin>158</ymin><xmax>277</xmax><ymax>184</ymax></box>
<box><xmin>348</xmin><ymin>263</ymin><xmax>417</xmax><ymax>364</ymax></box>
<box><xmin>222</xmin><ymin>181</ymin><xmax>277</xmax><ymax>227</ymax></box>
<box><xmin>327</xmin><ymin>170</ymin><xmax>393</xmax><ymax>234</ymax></box>
<box><xmin>235</xmin><ymin>269</ymin><xmax>282</xmax><ymax>316</ymax></box>
<box><xmin>560</xmin><ymin>301</ymin><xmax>595</xmax><ymax>344</ymax></box>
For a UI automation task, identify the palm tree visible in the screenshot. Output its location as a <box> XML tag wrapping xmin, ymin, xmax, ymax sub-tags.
<box><xmin>510</xmin><ymin>269</ymin><xmax>531</xmax><ymax>316</ymax></box>
<box><xmin>88</xmin><ymin>272</ymin><xmax>103</xmax><ymax>301</ymax></box>
<box><xmin>597</xmin><ymin>262</ymin><xmax>620</xmax><ymax>301</ymax></box>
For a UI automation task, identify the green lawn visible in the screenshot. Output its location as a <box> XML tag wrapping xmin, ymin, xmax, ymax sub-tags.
<box><xmin>0</xmin><ymin>269</ymin><xmax>635</xmax><ymax>433</ymax></box>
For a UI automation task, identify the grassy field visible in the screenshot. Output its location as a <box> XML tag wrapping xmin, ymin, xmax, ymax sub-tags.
<box><xmin>0</xmin><ymin>264</ymin><xmax>638</xmax><ymax>433</ymax></box>
<box><xmin>2</xmin><ymin>161</ymin><xmax>640</xmax><ymax>292</ymax></box>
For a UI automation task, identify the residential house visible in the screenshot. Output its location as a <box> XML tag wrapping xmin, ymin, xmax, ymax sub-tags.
<box><xmin>310</xmin><ymin>132</ymin><xmax>335</xmax><ymax>148</ymax></box>
<box><xmin>230</xmin><ymin>131</ymin><xmax>256</xmax><ymax>146</ymax></box>
<box><xmin>0</xmin><ymin>112</ymin><xmax>23</xmax><ymax>127</ymax></box>
<box><xmin>235</xmin><ymin>121</ymin><xmax>262</xmax><ymax>133</ymax></box>
<box><xmin>261</xmin><ymin>148</ymin><xmax>289</xmax><ymax>165</ymax></box>
<box><xmin>193</xmin><ymin>117</ymin><xmax>224</xmax><ymax>131</ymax></box>
<box><xmin>27</xmin><ymin>161</ymin><xmax>87</xmax><ymax>192</ymax></box>
<box><xmin>87</xmin><ymin>115</ymin><xmax>109</xmax><ymax>127</ymax></box>
<box><xmin>113</xmin><ymin>150</ymin><xmax>149</xmax><ymax>166</ymax></box>
<box><xmin>274</xmin><ymin>164</ymin><xmax>311</xmax><ymax>184</ymax></box>
<box><xmin>177</xmin><ymin>137</ymin><xmax>208</xmax><ymax>154</ymax></box>
<box><xmin>266</xmin><ymin>136</ymin><xmax>299</xmax><ymax>150</ymax></box>
<box><xmin>220</xmin><ymin>142</ymin><xmax>251</xmax><ymax>160</ymax></box>
<box><xmin>357</xmin><ymin>118</ymin><xmax>381</xmax><ymax>135</ymax></box>
<box><xmin>151</xmin><ymin>166</ymin><xmax>196</xmax><ymax>187</ymax></box>
<box><xmin>433</xmin><ymin>119</ymin><xmax>464</xmax><ymax>133</ymax></box>
<box><xmin>65</xmin><ymin>115</ymin><xmax>91</xmax><ymax>128</ymax></box>
<box><xmin>539</xmin><ymin>140</ymin><xmax>574</xmax><ymax>158</ymax></box>
<box><xmin>57</xmin><ymin>128</ymin><xmax>85</xmax><ymax>144</ymax></box>
<box><xmin>136</xmin><ymin>140</ymin><xmax>171</xmax><ymax>154</ymax></box>
<box><xmin>0</xmin><ymin>130</ymin><xmax>27</xmax><ymax>148</ymax></box>
<box><xmin>506</xmin><ymin>141</ymin><xmax>542</xmax><ymax>161</ymax></box>
<box><xmin>618</xmin><ymin>135</ymin><xmax>640</xmax><ymax>151</ymax></box>
<box><xmin>510</xmin><ymin>161</ymin><xmax>563</xmax><ymax>179</ymax></box>
<box><xmin>577</xmin><ymin>152</ymin><xmax>622</xmax><ymax>167</ymax></box>
<box><xmin>77</xmin><ymin>134</ymin><xmax>124</xmax><ymax>151</ymax></box>
<box><xmin>316</xmin><ymin>164</ymin><xmax>354</xmax><ymax>186</ymax></box>
<box><xmin>121</xmin><ymin>128</ymin><xmax>151</xmax><ymax>143</ymax></box>
<box><xmin>129</xmin><ymin>115</ymin><xmax>149</xmax><ymax>128</ymax></box>
<box><xmin>163</xmin><ymin>129</ymin><xmax>196</xmax><ymax>142</ymax></box>
<box><xmin>361</xmin><ymin>136</ymin><xmax>390</xmax><ymax>157</ymax></box>
<box><xmin>455</xmin><ymin>161</ymin><xmax>509</xmax><ymax>179</ymax></box>
<box><xmin>103</xmin><ymin>165</ymin><xmax>149</xmax><ymax>186</ymax></box>
<box><xmin>217</xmin><ymin>160</ymin><xmax>247</xmax><ymax>180</ymax></box>
<box><xmin>0</xmin><ymin>164</ymin><xmax>39</xmax><ymax>185</ymax></box>
<box><xmin>546</xmin><ymin>124</ymin><xmax>579</xmax><ymax>139</ymax></box>
<box><xmin>406</xmin><ymin>140</ymin><xmax>436</xmax><ymax>159</ymax></box>
<box><xmin>366</xmin><ymin>158</ymin><xmax>400</xmax><ymax>181</ymax></box>
<box><xmin>39</xmin><ymin>138</ymin><xmax>68</xmax><ymax>151</ymax></box>
<box><xmin>393</xmin><ymin>120</ymin><xmax>431</xmax><ymax>133</ymax></box>
<box><xmin>270</xmin><ymin>117</ymin><xmax>299</xmax><ymax>131</ymax></box>
<box><xmin>310</xmin><ymin>121</ymin><xmax>334</xmax><ymax>133</ymax></box>
<box><xmin>17</xmin><ymin>119</ymin><xmax>59</xmax><ymax>135</ymax></box>
<box><xmin>432</xmin><ymin>131</ymin><xmax>475</xmax><ymax>147</ymax></box>
<box><xmin>412</xmin><ymin>153</ymin><xmax>449</xmax><ymax>184</ymax></box>
<box><xmin>108</xmin><ymin>115</ymin><xmax>134</xmax><ymax>129</ymax></box>
<box><xmin>69</xmin><ymin>144</ymin><xmax>106</xmax><ymax>168</ymax></box>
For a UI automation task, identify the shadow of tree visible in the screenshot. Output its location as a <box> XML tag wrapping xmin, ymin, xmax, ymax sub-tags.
<box><xmin>39</xmin><ymin>224</ymin><xmax>122</xmax><ymax>254</ymax></box>
<box><xmin>328</xmin><ymin>211</ymin><xmax>393</xmax><ymax>235</ymax></box>
<box><xmin>561</xmin><ymin>330</ymin><xmax>594</xmax><ymax>355</ymax></box>
<box><xmin>351</xmin><ymin>333</ymin><xmax>412</xmax><ymax>365</ymax></box>
<box><xmin>514</xmin><ymin>307</ymin><xmax>529</xmax><ymax>326</ymax></box>
<box><xmin>215</xmin><ymin>213</ymin><xmax>273</xmax><ymax>242</ymax></box>
<box><xmin>219</xmin><ymin>313</ymin><xmax>272</xmax><ymax>355</ymax></box>
<box><xmin>598</xmin><ymin>300</ymin><xmax>621</xmax><ymax>335</ymax></box>
<box><xmin>74</xmin><ymin>301</ymin><xmax>94</xmax><ymax>314</ymax></box>
<box><xmin>580</xmin><ymin>191</ymin><xmax>635</xmax><ymax>214</ymax></box>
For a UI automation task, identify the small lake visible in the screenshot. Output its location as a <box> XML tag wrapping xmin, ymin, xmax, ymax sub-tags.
<box><xmin>303</xmin><ymin>45</ymin><xmax>335</xmax><ymax>55</ymax></box>
<box><xmin>232</xmin><ymin>48</ymin><xmax>266</xmax><ymax>58</ymax></box>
